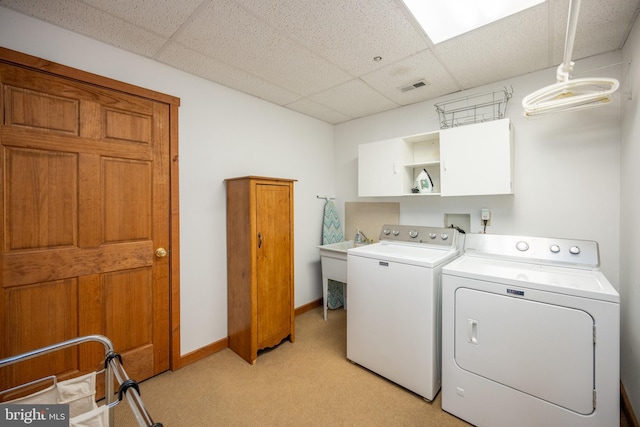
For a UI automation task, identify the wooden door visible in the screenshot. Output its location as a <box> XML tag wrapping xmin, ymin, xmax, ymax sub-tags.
<box><xmin>256</xmin><ymin>183</ymin><xmax>292</xmax><ymax>349</ymax></box>
<box><xmin>0</xmin><ymin>61</ymin><xmax>170</xmax><ymax>389</ymax></box>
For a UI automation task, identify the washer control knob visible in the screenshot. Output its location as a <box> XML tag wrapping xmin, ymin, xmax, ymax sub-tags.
<box><xmin>516</xmin><ymin>241</ymin><xmax>529</xmax><ymax>252</ymax></box>
<box><xmin>441</xmin><ymin>233</ymin><xmax>449</xmax><ymax>240</ymax></box>
<box><xmin>408</xmin><ymin>229</ymin><xmax>418</xmax><ymax>238</ymax></box>
<box><xmin>383</xmin><ymin>228</ymin><xmax>391</xmax><ymax>235</ymax></box>
<box><xmin>550</xmin><ymin>244</ymin><xmax>560</xmax><ymax>253</ymax></box>
<box><xmin>392</xmin><ymin>229</ymin><xmax>400</xmax><ymax>236</ymax></box>
<box><xmin>429</xmin><ymin>232</ymin><xmax>437</xmax><ymax>239</ymax></box>
<box><xmin>569</xmin><ymin>246</ymin><xmax>581</xmax><ymax>255</ymax></box>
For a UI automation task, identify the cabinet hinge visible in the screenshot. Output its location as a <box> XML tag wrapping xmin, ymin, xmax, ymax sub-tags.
<box><xmin>593</xmin><ymin>325</ymin><xmax>596</xmax><ymax>344</ymax></box>
<box><xmin>593</xmin><ymin>389</ymin><xmax>597</xmax><ymax>408</ymax></box>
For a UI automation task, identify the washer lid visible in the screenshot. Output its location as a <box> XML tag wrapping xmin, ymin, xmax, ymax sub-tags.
<box><xmin>443</xmin><ymin>255</ymin><xmax>619</xmax><ymax>303</ymax></box>
<box><xmin>348</xmin><ymin>241</ymin><xmax>459</xmax><ymax>268</ymax></box>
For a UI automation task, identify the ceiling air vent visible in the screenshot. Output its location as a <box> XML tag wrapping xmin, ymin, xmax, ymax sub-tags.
<box><xmin>400</xmin><ymin>79</ymin><xmax>429</xmax><ymax>92</ymax></box>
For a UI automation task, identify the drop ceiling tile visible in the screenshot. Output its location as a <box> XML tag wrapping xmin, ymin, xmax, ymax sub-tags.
<box><xmin>234</xmin><ymin>0</ymin><xmax>428</xmax><ymax>76</ymax></box>
<box><xmin>548</xmin><ymin>0</ymin><xmax>569</xmax><ymax>66</ymax></box>
<box><xmin>3</xmin><ymin>0</ymin><xmax>636</xmax><ymax>125</ymax></box>
<box><xmin>0</xmin><ymin>0</ymin><xmax>167</xmax><ymax>56</ymax></box>
<box><xmin>361</xmin><ymin>49</ymin><xmax>461</xmax><ymax>105</ymax></box>
<box><xmin>310</xmin><ymin>79</ymin><xmax>399</xmax><ymax>118</ymax></box>
<box><xmin>286</xmin><ymin>98</ymin><xmax>353</xmax><ymax>124</ymax></box>
<box><xmin>175</xmin><ymin>0</ymin><xmax>352</xmax><ymax>97</ymax></box>
<box><xmin>551</xmin><ymin>0</ymin><xmax>640</xmax><ymax>66</ymax></box>
<box><xmin>80</xmin><ymin>0</ymin><xmax>203</xmax><ymax>38</ymax></box>
<box><xmin>157</xmin><ymin>43</ymin><xmax>301</xmax><ymax>106</ymax></box>
<box><xmin>434</xmin><ymin>3</ymin><xmax>549</xmax><ymax>89</ymax></box>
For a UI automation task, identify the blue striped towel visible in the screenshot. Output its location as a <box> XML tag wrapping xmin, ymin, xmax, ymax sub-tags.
<box><xmin>322</xmin><ymin>200</ymin><xmax>344</xmax><ymax>309</ymax></box>
<box><xmin>322</xmin><ymin>200</ymin><xmax>343</xmax><ymax>245</ymax></box>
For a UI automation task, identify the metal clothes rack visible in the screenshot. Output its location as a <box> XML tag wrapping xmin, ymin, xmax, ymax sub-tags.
<box><xmin>0</xmin><ymin>335</ymin><xmax>162</xmax><ymax>427</ymax></box>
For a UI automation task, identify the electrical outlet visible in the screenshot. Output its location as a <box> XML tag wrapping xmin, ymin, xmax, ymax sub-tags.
<box><xmin>481</xmin><ymin>208</ymin><xmax>491</xmax><ymax>226</ymax></box>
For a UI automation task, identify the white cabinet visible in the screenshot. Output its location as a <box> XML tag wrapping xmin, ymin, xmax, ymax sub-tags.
<box><xmin>440</xmin><ymin>118</ymin><xmax>513</xmax><ymax>197</ymax></box>
<box><xmin>357</xmin><ymin>138</ymin><xmax>409</xmax><ymax>197</ymax></box>
<box><xmin>358</xmin><ymin>131</ymin><xmax>439</xmax><ymax>197</ymax></box>
<box><xmin>357</xmin><ymin>119</ymin><xmax>513</xmax><ymax>197</ymax></box>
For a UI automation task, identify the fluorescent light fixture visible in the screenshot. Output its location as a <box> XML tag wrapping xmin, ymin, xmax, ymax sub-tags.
<box><xmin>402</xmin><ymin>0</ymin><xmax>545</xmax><ymax>44</ymax></box>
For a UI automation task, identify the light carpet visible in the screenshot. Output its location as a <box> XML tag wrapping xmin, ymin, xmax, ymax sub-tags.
<box><xmin>114</xmin><ymin>306</ymin><xmax>470</xmax><ymax>426</ymax></box>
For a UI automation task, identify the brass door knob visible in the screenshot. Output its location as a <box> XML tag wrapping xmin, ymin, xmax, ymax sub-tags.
<box><xmin>155</xmin><ymin>247</ymin><xmax>167</xmax><ymax>258</ymax></box>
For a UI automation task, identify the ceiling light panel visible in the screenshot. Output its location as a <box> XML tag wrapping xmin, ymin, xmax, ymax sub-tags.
<box><xmin>402</xmin><ymin>0</ymin><xmax>545</xmax><ymax>44</ymax></box>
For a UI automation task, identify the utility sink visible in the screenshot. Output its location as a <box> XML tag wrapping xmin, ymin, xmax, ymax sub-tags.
<box><xmin>318</xmin><ymin>240</ymin><xmax>355</xmax><ymax>261</ymax></box>
<box><xmin>318</xmin><ymin>240</ymin><xmax>356</xmax><ymax>321</ymax></box>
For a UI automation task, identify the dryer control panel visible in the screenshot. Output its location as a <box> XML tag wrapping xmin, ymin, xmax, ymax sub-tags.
<box><xmin>463</xmin><ymin>233</ymin><xmax>600</xmax><ymax>269</ymax></box>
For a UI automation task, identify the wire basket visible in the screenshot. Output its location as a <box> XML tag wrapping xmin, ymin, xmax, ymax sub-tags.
<box><xmin>435</xmin><ymin>86</ymin><xmax>513</xmax><ymax>128</ymax></box>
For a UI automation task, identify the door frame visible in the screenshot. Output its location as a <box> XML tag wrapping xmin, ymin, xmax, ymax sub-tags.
<box><xmin>0</xmin><ymin>47</ymin><xmax>183</xmax><ymax>370</ymax></box>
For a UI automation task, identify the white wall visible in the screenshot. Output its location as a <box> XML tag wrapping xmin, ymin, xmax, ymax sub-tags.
<box><xmin>621</xmin><ymin>15</ymin><xmax>640</xmax><ymax>416</ymax></box>
<box><xmin>0</xmin><ymin>7</ymin><xmax>335</xmax><ymax>355</ymax></box>
<box><xmin>335</xmin><ymin>52</ymin><xmax>622</xmax><ymax>286</ymax></box>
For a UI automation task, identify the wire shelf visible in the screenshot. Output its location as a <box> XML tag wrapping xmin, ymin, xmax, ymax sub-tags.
<box><xmin>435</xmin><ymin>86</ymin><xmax>513</xmax><ymax>128</ymax></box>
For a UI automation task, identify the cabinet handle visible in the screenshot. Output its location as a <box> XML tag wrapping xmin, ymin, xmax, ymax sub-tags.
<box><xmin>258</xmin><ymin>232</ymin><xmax>263</xmax><ymax>248</ymax></box>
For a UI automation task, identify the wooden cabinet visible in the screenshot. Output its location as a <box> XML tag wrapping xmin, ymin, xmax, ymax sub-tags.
<box><xmin>357</xmin><ymin>119</ymin><xmax>513</xmax><ymax>197</ymax></box>
<box><xmin>225</xmin><ymin>176</ymin><xmax>296</xmax><ymax>364</ymax></box>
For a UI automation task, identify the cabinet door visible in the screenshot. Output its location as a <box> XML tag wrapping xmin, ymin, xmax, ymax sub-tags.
<box><xmin>440</xmin><ymin>119</ymin><xmax>513</xmax><ymax>196</ymax></box>
<box><xmin>358</xmin><ymin>138</ymin><xmax>409</xmax><ymax>196</ymax></box>
<box><xmin>256</xmin><ymin>183</ymin><xmax>292</xmax><ymax>349</ymax></box>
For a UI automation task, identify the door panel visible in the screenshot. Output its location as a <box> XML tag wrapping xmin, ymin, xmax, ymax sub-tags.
<box><xmin>103</xmin><ymin>158</ymin><xmax>151</xmax><ymax>242</ymax></box>
<box><xmin>6</xmin><ymin>147</ymin><xmax>78</xmax><ymax>250</ymax></box>
<box><xmin>103</xmin><ymin>108</ymin><xmax>152</xmax><ymax>143</ymax></box>
<box><xmin>455</xmin><ymin>287</ymin><xmax>594</xmax><ymax>414</ymax></box>
<box><xmin>5</xmin><ymin>279</ymin><xmax>78</xmax><ymax>381</ymax></box>
<box><xmin>104</xmin><ymin>267</ymin><xmax>155</xmax><ymax>380</ymax></box>
<box><xmin>5</xmin><ymin>85</ymin><xmax>79</xmax><ymax>134</ymax></box>
<box><xmin>256</xmin><ymin>183</ymin><xmax>291</xmax><ymax>349</ymax></box>
<box><xmin>0</xmin><ymin>62</ymin><xmax>170</xmax><ymax>390</ymax></box>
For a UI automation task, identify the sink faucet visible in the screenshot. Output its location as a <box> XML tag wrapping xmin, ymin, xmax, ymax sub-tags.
<box><xmin>355</xmin><ymin>229</ymin><xmax>369</xmax><ymax>244</ymax></box>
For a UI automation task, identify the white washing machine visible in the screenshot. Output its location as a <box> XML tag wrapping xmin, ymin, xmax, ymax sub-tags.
<box><xmin>347</xmin><ymin>224</ymin><xmax>460</xmax><ymax>401</ymax></box>
<box><xmin>442</xmin><ymin>233</ymin><xmax>619</xmax><ymax>427</ymax></box>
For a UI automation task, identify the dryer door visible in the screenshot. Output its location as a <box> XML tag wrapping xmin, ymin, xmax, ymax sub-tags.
<box><xmin>455</xmin><ymin>287</ymin><xmax>595</xmax><ymax>415</ymax></box>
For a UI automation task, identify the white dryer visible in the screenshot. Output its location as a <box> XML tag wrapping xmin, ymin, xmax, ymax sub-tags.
<box><xmin>441</xmin><ymin>233</ymin><xmax>619</xmax><ymax>427</ymax></box>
